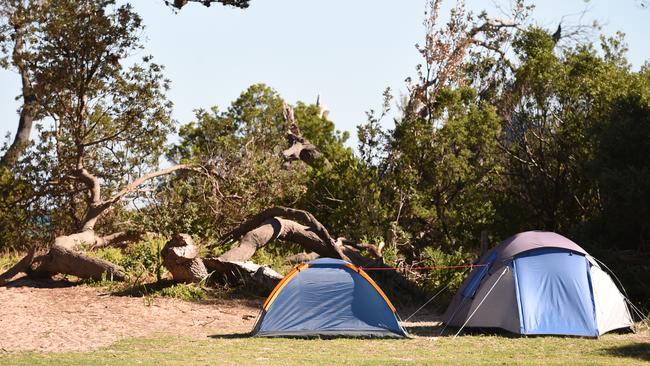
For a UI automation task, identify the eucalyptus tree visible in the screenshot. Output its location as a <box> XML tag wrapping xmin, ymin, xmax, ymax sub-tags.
<box><xmin>0</xmin><ymin>0</ymin><xmax>195</xmax><ymax>283</ymax></box>
<box><xmin>353</xmin><ymin>0</ymin><xmax>529</xmax><ymax>257</ymax></box>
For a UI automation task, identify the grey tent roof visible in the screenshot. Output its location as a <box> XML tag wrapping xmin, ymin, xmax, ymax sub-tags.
<box><xmin>493</xmin><ymin>231</ymin><xmax>587</xmax><ymax>265</ymax></box>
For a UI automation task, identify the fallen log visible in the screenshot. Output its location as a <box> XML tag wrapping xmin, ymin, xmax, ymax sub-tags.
<box><xmin>161</xmin><ymin>234</ymin><xmax>208</xmax><ymax>283</ymax></box>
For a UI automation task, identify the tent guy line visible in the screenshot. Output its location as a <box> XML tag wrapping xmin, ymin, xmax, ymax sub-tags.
<box><xmin>360</xmin><ymin>264</ymin><xmax>488</xmax><ymax>271</ymax></box>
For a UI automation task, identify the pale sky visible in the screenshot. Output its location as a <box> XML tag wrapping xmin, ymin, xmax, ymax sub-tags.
<box><xmin>1</xmin><ymin>0</ymin><xmax>649</xmax><ymax>150</ymax></box>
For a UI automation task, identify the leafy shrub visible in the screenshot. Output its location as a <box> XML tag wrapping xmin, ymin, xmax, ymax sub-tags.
<box><xmin>417</xmin><ymin>246</ymin><xmax>475</xmax><ymax>304</ymax></box>
<box><xmin>251</xmin><ymin>243</ymin><xmax>298</xmax><ymax>275</ymax></box>
<box><xmin>88</xmin><ymin>237</ymin><xmax>167</xmax><ymax>282</ymax></box>
<box><xmin>158</xmin><ymin>283</ymin><xmax>208</xmax><ymax>301</ymax></box>
<box><xmin>0</xmin><ymin>251</ymin><xmax>23</xmax><ymax>272</ymax></box>
<box><xmin>121</xmin><ymin>238</ymin><xmax>167</xmax><ymax>279</ymax></box>
<box><xmin>90</xmin><ymin>247</ymin><xmax>124</xmax><ymax>268</ymax></box>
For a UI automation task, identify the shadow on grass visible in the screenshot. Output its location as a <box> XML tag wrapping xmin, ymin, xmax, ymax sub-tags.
<box><xmin>404</xmin><ymin>323</ymin><xmax>520</xmax><ymax>338</ymax></box>
<box><xmin>404</xmin><ymin>324</ymin><xmax>444</xmax><ymax>337</ymax></box>
<box><xmin>209</xmin><ymin>332</ymin><xmax>412</xmax><ymax>340</ymax></box>
<box><xmin>209</xmin><ymin>332</ymin><xmax>252</xmax><ymax>339</ymax></box>
<box><xmin>603</xmin><ymin>343</ymin><xmax>650</xmax><ymax>362</ymax></box>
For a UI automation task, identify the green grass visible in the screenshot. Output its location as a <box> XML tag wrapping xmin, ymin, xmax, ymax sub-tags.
<box><xmin>1</xmin><ymin>333</ymin><xmax>648</xmax><ymax>365</ymax></box>
<box><xmin>0</xmin><ymin>251</ymin><xmax>23</xmax><ymax>272</ymax></box>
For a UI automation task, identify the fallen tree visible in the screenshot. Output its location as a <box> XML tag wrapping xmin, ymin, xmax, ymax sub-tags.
<box><xmin>158</xmin><ymin>206</ymin><xmax>384</xmax><ymax>291</ymax></box>
<box><xmin>0</xmin><ymin>203</ymin><xmax>389</xmax><ymax>296</ymax></box>
<box><xmin>0</xmin><ymin>1</ymin><xmax>185</xmax><ymax>283</ymax></box>
<box><xmin>0</xmin><ymin>164</ymin><xmax>199</xmax><ymax>285</ymax></box>
<box><xmin>158</xmin><ymin>206</ymin><xmax>423</xmax><ymax>300</ymax></box>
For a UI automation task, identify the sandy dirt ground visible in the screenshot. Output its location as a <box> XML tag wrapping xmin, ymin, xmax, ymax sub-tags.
<box><xmin>0</xmin><ymin>277</ymin><xmax>445</xmax><ymax>353</ymax></box>
<box><xmin>1</xmin><ymin>277</ymin><xmax>646</xmax><ymax>354</ymax></box>
<box><xmin>0</xmin><ymin>278</ymin><xmax>260</xmax><ymax>352</ymax></box>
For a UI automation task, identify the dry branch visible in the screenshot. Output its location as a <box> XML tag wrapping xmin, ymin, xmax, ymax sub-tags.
<box><xmin>280</xmin><ymin>103</ymin><xmax>329</xmax><ymax>168</ymax></box>
<box><xmin>287</xmin><ymin>252</ymin><xmax>320</xmax><ymax>263</ymax></box>
<box><xmin>203</xmin><ymin>258</ymin><xmax>282</xmax><ymax>292</ymax></box>
<box><xmin>219</xmin><ymin>206</ymin><xmax>383</xmax><ymax>267</ymax></box>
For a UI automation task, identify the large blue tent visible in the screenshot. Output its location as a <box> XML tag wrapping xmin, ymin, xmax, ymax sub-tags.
<box><xmin>252</xmin><ymin>258</ymin><xmax>407</xmax><ymax>338</ymax></box>
<box><xmin>443</xmin><ymin>231</ymin><xmax>633</xmax><ymax>337</ymax></box>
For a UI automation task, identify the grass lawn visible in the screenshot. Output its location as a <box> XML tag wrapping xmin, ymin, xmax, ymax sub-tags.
<box><xmin>1</xmin><ymin>332</ymin><xmax>648</xmax><ymax>366</ymax></box>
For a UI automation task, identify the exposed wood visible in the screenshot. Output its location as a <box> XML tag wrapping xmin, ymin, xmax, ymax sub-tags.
<box><xmin>219</xmin><ymin>206</ymin><xmax>383</xmax><ymax>265</ymax></box>
<box><xmin>163</xmin><ymin>207</ymin><xmax>386</xmax><ymax>290</ymax></box>
<box><xmin>287</xmin><ymin>252</ymin><xmax>320</xmax><ymax>264</ymax></box>
<box><xmin>203</xmin><ymin>258</ymin><xmax>282</xmax><ymax>292</ymax></box>
<box><xmin>30</xmin><ymin>231</ymin><xmax>126</xmax><ymax>281</ymax></box>
<box><xmin>0</xmin><ymin>247</ymin><xmax>36</xmax><ymax>285</ymax></box>
<box><xmin>280</xmin><ymin>103</ymin><xmax>330</xmax><ymax>168</ymax></box>
<box><xmin>404</xmin><ymin>0</ymin><xmax>521</xmax><ymax>120</ymax></box>
<box><xmin>340</xmin><ymin>238</ymin><xmax>384</xmax><ymax>258</ymax></box>
<box><xmin>216</xmin><ymin>207</ymin><xmax>422</xmax><ymax>301</ymax></box>
<box><xmin>161</xmin><ymin>234</ymin><xmax>208</xmax><ymax>283</ymax></box>
<box><xmin>92</xmin><ymin>231</ymin><xmax>153</xmax><ymax>249</ymax></box>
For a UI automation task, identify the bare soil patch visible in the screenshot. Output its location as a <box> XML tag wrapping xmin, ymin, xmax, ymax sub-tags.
<box><xmin>0</xmin><ymin>277</ymin><xmax>259</xmax><ymax>352</ymax></box>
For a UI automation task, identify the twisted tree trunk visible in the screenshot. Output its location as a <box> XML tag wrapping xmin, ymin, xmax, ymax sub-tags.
<box><xmin>161</xmin><ymin>207</ymin><xmax>384</xmax><ymax>292</ymax></box>
<box><xmin>219</xmin><ymin>206</ymin><xmax>382</xmax><ymax>266</ymax></box>
<box><xmin>0</xmin><ymin>164</ymin><xmax>197</xmax><ymax>285</ymax></box>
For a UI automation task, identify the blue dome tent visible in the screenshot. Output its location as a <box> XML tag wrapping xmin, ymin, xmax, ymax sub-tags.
<box><xmin>252</xmin><ymin>258</ymin><xmax>407</xmax><ymax>338</ymax></box>
<box><xmin>443</xmin><ymin>231</ymin><xmax>633</xmax><ymax>337</ymax></box>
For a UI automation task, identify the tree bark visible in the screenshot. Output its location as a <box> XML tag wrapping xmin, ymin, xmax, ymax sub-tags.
<box><xmin>213</xmin><ymin>206</ymin><xmax>420</xmax><ymax>301</ymax></box>
<box><xmin>287</xmin><ymin>252</ymin><xmax>320</xmax><ymax>264</ymax></box>
<box><xmin>0</xmin><ymin>21</ymin><xmax>36</xmax><ymax>168</ymax></box>
<box><xmin>161</xmin><ymin>234</ymin><xmax>208</xmax><ymax>283</ymax></box>
<box><xmin>31</xmin><ymin>231</ymin><xmax>126</xmax><ymax>281</ymax></box>
<box><xmin>280</xmin><ymin>103</ymin><xmax>330</xmax><ymax>169</ymax></box>
<box><xmin>219</xmin><ymin>206</ymin><xmax>381</xmax><ymax>266</ymax></box>
<box><xmin>161</xmin><ymin>207</ymin><xmax>383</xmax><ymax>290</ymax></box>
<box><xmin>203</xmin><ymin>258</ymin><xmax>282</xmax><ymax>292</ymax></box>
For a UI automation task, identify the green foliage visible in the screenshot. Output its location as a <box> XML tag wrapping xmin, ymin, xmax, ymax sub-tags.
<box><xmin>88</xmin><ymin>237</ymin><xmax>167</xmax><ymax>281</ymax></box>
<box><xmin>0</xmin><ymin>0</ymin><xmax>174</xmax><ymax>249</ymax></box>
<box><xmin>590</xmin><ymin>92</ymin><xmax>650</xmax><ymax>251</ymax></box>
<box><xmin>1</xmin><ymin>0</ymin><xmax>649</xmax><ymax>311</ymax></box>
<box><xmin>250</xmin><ymin>245</ymin><xmax>295</xmax><ymax>275</ymax></box>
<box><xmin>490</xmin><ymin>26</ymin><xmax>650</xmax><ymax>255</ymax></box>
<box><xmin>90</xmin><ymin>247</ymin><xmax>125</xmax><ymax>269</ymax></box>
<box><xmin>0</xmin><ymin>250</ymin><xmax>23</xmax><ymax>272</ymax></box>
<box><xmin>158</xmin><ymin>283</ymin><xmax>208</xmax><ymax>301</ymax></box>
<box><xmin>418</xmin><ymin>246</ymin><xmax>474</xmax><ymax>296</ymax></box>
<box><xmin>157</xmin><ymin>83</ymin><xmax>357</xmax><ymax>249</ymax></box>
<box><xmin>151</xmin><ymin>84</ymin><xmax>307</xmax><ymax>243</ymax></box>
<box><xmin>0</xmin><ymin>167</ymin><xmax>43</xmax><ymax>251</ymax></box>
<box><xmin>122</xmin><ymin>238</ymin><xmax>166</xmax><ymax>280</ymax></box>
<box><xmin>364</xmin><ymin>86</ymin><xmax>502</xmax><ymax>257</ymax></box>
